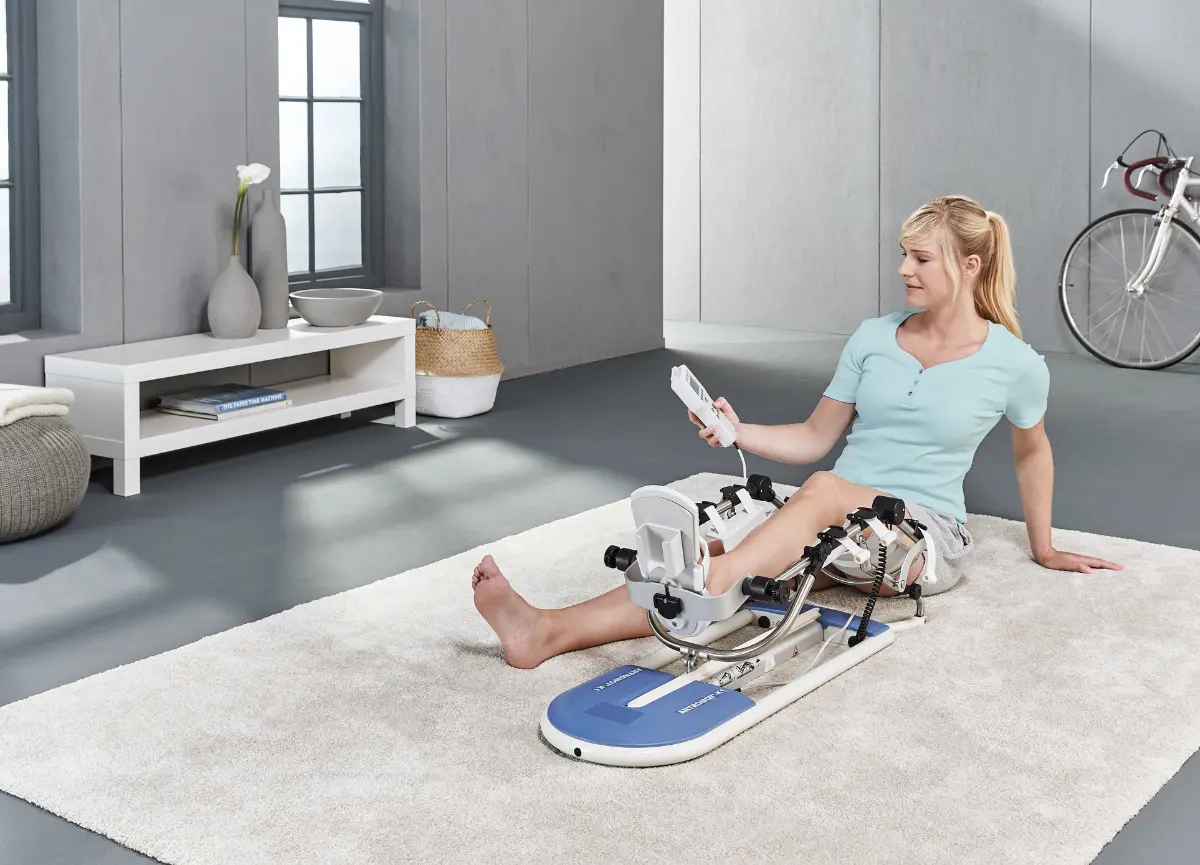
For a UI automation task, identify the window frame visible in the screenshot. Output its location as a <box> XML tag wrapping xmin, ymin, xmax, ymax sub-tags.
<box><xmin>0</xmin><ymin>0</ymin><xmax>40</xmax><ymax>335</ymax></box>
<box><xmin>277</xmin><ymin>0</ymin><xmax>384</xmax><ymax>290</ymax></box>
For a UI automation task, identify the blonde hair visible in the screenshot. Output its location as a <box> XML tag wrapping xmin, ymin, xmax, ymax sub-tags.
<box><xmin>899</xmin><ymin>195</ymin><xmax>1021</xmax><ymax>338</ymax></box>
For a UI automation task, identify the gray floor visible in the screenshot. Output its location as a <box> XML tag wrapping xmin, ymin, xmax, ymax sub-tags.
<box><xmin>2</xmin><ymin>320</ymin><xmax>1198</xmax><ymax>864</ymax></box>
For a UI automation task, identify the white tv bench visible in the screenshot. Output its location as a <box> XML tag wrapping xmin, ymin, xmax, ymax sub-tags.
<box><xmin>44</xmin><ymin>315</ymin><xmax>416</xmax><ymax>496</ymax></box>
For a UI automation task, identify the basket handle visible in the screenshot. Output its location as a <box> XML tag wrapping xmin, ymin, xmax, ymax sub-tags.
<box><xmin>460</xmin><ymin>300</ymin><xmax>493</xmax><ymax>326</ymax></box>
<box><xmin>411</xmin><ymin>301</ymin><xmax>443</xmax><ymax>329</ymax></box>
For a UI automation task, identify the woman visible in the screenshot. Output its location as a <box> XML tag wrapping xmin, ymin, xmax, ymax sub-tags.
<box><xmin>471</xmin><ymin>195</ymin><xmax>1123</xmax><ymax>669</ymax></box>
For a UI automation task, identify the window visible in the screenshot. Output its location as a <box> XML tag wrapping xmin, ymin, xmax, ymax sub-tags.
<box><xmin>0</xmin><ymin>0</ymin><xmax>38</xmax><ymax>335</ymax></box>
<box><xmin>278</xmin><ymin>0</ymin><xmax>383</xmax><ymax>289</ymax></box>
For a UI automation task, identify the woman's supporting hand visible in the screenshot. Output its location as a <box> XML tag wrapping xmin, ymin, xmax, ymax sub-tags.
<box><xmin>1034</xmin><ymin>547</ymin><xmax>1124</xmax><ymax>574</ymax></box>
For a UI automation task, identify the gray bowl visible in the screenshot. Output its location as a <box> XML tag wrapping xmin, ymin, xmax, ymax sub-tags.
<box><xmin>289</xmin><ymin>288</ymin><xmax>383</xmax><ymax>327</ymax></box>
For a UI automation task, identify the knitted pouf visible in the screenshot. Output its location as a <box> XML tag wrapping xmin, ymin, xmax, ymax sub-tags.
<box><xmin>0</xmin><ymin>416</ymin><xmax>91</xmax><ymax>543</ymax></box>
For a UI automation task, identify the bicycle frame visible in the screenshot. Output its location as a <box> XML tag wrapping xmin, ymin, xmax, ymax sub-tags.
<box><xmin>1129</xmin><ymin>157</ymin><xmax>1200</xmax><ymax>293</ymax></box>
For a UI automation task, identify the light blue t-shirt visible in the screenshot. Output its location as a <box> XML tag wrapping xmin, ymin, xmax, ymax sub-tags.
<box><xmin>823</xmin><ymin>310</ymin><xmax>1049</xmax><ymax>524</ymax></box>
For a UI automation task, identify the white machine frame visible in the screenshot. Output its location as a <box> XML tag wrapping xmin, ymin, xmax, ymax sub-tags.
<box><xmin>541</xmin><ymin>475</ymin><xmax>937</xmax><ymax>767</ymax></box>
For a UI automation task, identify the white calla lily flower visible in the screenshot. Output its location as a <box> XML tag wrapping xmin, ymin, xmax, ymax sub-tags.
<box><xmin>230</xmin><ymin>163</ymin><xmax>273</xmax><ymax>256</ymax></box>
<box><xmin>237</xmin><ymin>163</ymin><xmax>272</xmax><ymax>185</ymax></box>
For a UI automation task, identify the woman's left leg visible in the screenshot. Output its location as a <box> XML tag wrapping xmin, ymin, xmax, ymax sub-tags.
<box><xmin>703</xmin><ymin>470</ymin><xmax>907</xmax><ymax>596</ymax></box>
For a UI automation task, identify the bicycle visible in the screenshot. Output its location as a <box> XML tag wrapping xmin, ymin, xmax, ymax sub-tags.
<box><xmin>1058</xmin><ymin>130</ymin><xmax>1200</xmax><ymax>369</ymax></box>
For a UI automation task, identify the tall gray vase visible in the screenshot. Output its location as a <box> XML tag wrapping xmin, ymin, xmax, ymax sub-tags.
<box><xmin>251</xmin><ymin>189</ymin><xmax>290</xmax><ymax>329</ymax></box>
<box><xmin>207</xmin><ymin>254</ymin><xmax>261</xmax><ymax>339</ymax></box>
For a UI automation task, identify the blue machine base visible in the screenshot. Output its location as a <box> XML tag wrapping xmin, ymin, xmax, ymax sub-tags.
<box><xmin>545</xmin><ymin>603</ymin><xmax>887</xmax><ymax>749</ymax></box>
<box><xmin>545</xmin><ymin>666</ymin><xmax>754</xmax><ymax>749</ymax></box>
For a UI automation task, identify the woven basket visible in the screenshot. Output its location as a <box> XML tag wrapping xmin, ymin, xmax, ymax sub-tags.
<box><xmin>0</xmin><ymin>416</ymin><xmax>91</xmax><ymax>543</ymax></box>
<box><xmin>413</xmin><ymin>300</ymin><xmax>504</xmax><ymax>377</ymax></box>
<box><xmin>413</xmin><ymin>300</ymin><xmax>503</xmax><ymax>418</ymax></box>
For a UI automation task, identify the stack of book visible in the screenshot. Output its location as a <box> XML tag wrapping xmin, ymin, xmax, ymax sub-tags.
<box><xmin>156</xmin><ymin>383</ymin><xmax>291</xmax><ymax>421</ymax></box>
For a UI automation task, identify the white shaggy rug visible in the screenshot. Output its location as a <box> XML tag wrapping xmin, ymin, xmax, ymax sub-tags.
<box><xmin>2</xmin><ymin>472</ymin><xmax>1199</xmax><ymax>865</ymax></box>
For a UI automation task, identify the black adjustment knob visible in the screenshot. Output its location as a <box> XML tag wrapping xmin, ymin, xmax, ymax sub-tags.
<box><xmin>906</xmin><ymin>583</ymin><xmax>922</xmax><ymax>600</ymax></box>
<box><xmin>604</xmin><ymin>545</ymin><xmax>637</xmax><ymax>570</ymax></box>
<box><xmin>871</xmin><ymin>495</ymin><xmax>906</xmax><ymax>526</ymax></box>
<box><xmin>741</xmin><ymin>576</ymin><xmax>793</xmax><ymax>604</ymax></box>
<box><xmin>769</xmin><ymin>579</ymin><xmax>793</xmax><ymax>604</ymax></box>
<box><xmin>746</xmin><ymin>474</ymin><xmax>775</xmax><ymax>502</ymax></box>
<box><xmin>654</xmin><ymin>590</ymin><xmax>684</xmax><ymax>619</ymax></box>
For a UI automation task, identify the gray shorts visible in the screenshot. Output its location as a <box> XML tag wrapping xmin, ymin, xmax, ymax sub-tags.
<box><xmin>904</xmin><ymin>503</ymin><xmax>973</xmax><ymax>594</ymax></box>
<box><xmin>828</xmin><ymin>503</ymin><xmax>972</xmax><ymax>595</ymax></box>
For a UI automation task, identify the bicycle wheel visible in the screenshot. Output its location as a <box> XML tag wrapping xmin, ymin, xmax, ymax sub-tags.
<box><xmin>1059</xmin><ymin>208</ymin><xmax>1200</xmax><ymax>369</ymax></box>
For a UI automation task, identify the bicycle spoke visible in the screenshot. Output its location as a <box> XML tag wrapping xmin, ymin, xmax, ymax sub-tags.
<box><xmin>1071</xmin><ymin>256</ymin><xmax>1127</xmax><ymax>281</ymax></box>
<box><xmin>1145</xmin><ymin>299</ymin><xmax>1180</xmax><ymax>359</ymax></box>
<box><xmin>1138</xmin><ymin>298</ymin><xmax>1177</xmax><ymax>365</ymax></box>
<box><xmin>1095</xmin><ymin>239</ymin><xmax>1132</xmax><ymax>275</ymax></box>
<box><xmin>1143</xmin><ymin>287</ymin><xmax>1200</xmax><ymax>313</ymax></box>
<box><xmin>1115</xmin><ymin>297</ymin><xmax>1134</xmax><ymax>357</ymax></box>
<box><xmin>1088</xmin><ymin>293</ymin><xmax>1134</xmax><ymax>330</ymax></box>
<box><xmin>1089</xmin><ymin>297</ymin><xmax>1132</xmax><ymax>340</ymax></box>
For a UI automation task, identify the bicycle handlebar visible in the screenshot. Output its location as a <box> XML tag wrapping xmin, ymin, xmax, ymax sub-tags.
<box><xmin>1124</xmin><ymin>156</ymin><xmax>1171</xmax><ymax>201</ymax></box>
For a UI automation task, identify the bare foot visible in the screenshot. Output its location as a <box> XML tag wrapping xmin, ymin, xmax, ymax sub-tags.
<box><xmin>471</xmin><ymin>555</ymin><xmax>551</xmax><ymax>669</ymax></box>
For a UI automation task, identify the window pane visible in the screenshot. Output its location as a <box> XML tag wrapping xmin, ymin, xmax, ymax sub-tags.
<box><xmin>279</xmin><ymin>101</ymin><xmax>309</xmax><ymax>190</ymax></box>
<box><xmin>0</xmin><ymin>83</ymin><xmax>8</xmax><ymax>183</ymax></box>
<box><xmin>312</xmin><ymin>20</ymin><xmax>360</xmax><ymax>98</ymax></box>
<box><xmin>278</xmin><ymin>17</ymin><xmax>307</xmax><ymax>98</ymax></box>
<box><xmin>0</xmin><ymin>3</ymin><xmax>7</xmax><ymax>77</ymax></box>
<box><xmin>314</xmin><ymin>192</ymin><xmax>361</xmax><ymax>270</ymax></box>
<box><xmin>313</xmin><ymin>102</ymin><xmax>361</xmax><ymax>188</ymax></box>
<box><xmin>0</xmin><ymin>189</ymin><xmax>9</xmax><ymax>303</ymax></box>
<box><xmin>281</xmin><ymin>193</ymin><xmax>310</xmax><ymax>275</ymax></box>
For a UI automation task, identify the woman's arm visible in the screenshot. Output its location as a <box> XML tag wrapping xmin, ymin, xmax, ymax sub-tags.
<box><xmin>1012</xmin><ymin>420</ymin><xmax>1055</xmax><ymax>560</ymax></box>
<box><xmin>1011</xmin><ymin>420</ymin><xmax>1123</xmax><ymax>573</ymax></box>
<box><xmin>696</xmin><ymin>396</ymin><xmax>856</xmax><ymax>466</ymax></box>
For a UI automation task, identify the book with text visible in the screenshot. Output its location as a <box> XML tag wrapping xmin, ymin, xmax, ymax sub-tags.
<box><xmin>158</xmin><ymin>384</ymin><xmax>288</xmax><ymax>415</ymax></box>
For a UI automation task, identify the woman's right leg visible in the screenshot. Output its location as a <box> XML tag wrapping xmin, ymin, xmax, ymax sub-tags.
<box><xmin>471</xmin><ymin>536</ymin><xmax>751</xmax><ymax>669</ymax></box>
<box><xmin>471</xmin><ymin>555</ymin><xmax>654</xmax><ymax>669</ymax></box>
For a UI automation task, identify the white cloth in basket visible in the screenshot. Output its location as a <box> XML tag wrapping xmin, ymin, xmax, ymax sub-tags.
<box><xmin>0</xmin><ymin>384</ymin><xmax>74</xmax><ymax>427</ymax></box>
<box><xmin>416</xmin><ymin>310</ymin><xmax>488</xmax><ymax>330</ymax></box>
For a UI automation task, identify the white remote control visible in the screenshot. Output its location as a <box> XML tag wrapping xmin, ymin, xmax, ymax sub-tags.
<box><xmin>671</xmin><ymin>364</ymin><xmax>738</xmax><ymax>447</ymax></box>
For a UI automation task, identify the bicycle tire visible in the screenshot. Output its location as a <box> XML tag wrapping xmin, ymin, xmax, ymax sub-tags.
<box><xmin>1058</xmin><ymin>207</ymin><xmax>1200</xmax><ymax>369</ymax></box>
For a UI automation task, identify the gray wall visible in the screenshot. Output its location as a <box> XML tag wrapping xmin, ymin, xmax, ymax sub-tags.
<box><xmin>0</xmin><ymin>0</ymin><xmax>665</xmax><ymax>386</ymax></box>
<box><xmin>407</xmin><ymin>0</ymin><xmax>666</xmax><ymax>377</ymax></box>
<box><xmin>663</xmin><ymin>0</ymin><xmax>698</xmax><ymax>322</ymax></box>
<box><xmin>665</xmin><ymin>0</ymin><xmax>1199</xmax><ymax>358</ymax></box>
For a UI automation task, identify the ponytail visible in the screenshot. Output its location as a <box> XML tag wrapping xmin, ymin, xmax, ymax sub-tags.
<box><xmin>978</xmin><ymin>212</ymin><xmax>1021</xmax><ymax>339</ymax></box>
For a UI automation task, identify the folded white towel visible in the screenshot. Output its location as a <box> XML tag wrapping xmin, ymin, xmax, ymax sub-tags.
<box><xmin>0</xmin><ymin>384</ymin><xmax>75</xmax><ymax>427</ymax></box>
<box><xmin>416</xmin><ymin>309</ymin><xmax>488</xmax><ymax>331</ymax></box>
